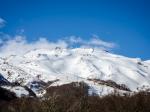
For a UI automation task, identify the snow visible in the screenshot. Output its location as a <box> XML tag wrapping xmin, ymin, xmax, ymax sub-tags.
<box><xmin>1</xmin><ymin>86</ymin><xmax>29</xmax><ymax>97</ymax></box>
<box><xmin>145</xmin><ymin>60</ymin><xmax>150</xmax><ymax>64</ymax></box>
<box><xmin>0</xmin><ymin>48</ymin><xmax>150</xmax><ymax>96</ymax></box>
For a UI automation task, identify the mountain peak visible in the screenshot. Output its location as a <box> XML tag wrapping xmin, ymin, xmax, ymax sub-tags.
<box><xmin>0</xmin><ymin>48</ymin><xmax>150</xmax><ymax>96</ymax></box>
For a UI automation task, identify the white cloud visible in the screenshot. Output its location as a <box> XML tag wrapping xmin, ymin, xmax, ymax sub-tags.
<box><xmin>0</xmin><ymin>32</ymin><xmax>10</xmax><ymax>46</ymax></box>
<box><xmin>0</xmin><ymin>36</ymin><xmax>68</xmax><ymax>56</ymax></box>
<box><xmin>68</xmin><ymin>36</ymin><xmax>82</xmax><ymax>44</ymax></box>
<box><xmin>0</xmin><ymin>18</ymin><xmax>6</xmax><ymax>28</ymax></box>
<box><xmin>67</xmin><ymin>35</ymin><xmax>116</xmax><ymax>49</ymax></box>
<box><xmin>0</xmin><ymin>35</ymin><xmax>116</xmax><ymax>57</ymax></box>
<box><xmin>16</xmin><ymin>28</ymin><xmax>25</xmax><ymax>35</ymax></box>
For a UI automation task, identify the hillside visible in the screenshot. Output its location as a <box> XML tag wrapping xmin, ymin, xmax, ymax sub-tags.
<box><xmin>0</xmin><ymin>48</ymin><xmax>150</xmax><ymax>97</ymax></box>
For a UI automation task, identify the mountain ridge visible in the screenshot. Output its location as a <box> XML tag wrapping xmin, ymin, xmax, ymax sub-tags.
<box><xmin>0</xmin><ymin>48</ymin><xmax>150</xmax><ymax>97</ymax></box>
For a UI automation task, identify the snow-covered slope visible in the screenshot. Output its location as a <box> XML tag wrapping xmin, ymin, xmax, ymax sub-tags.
<box><xmin>0</xmin><ymin>48</ymin><xmax>150</xmax><ymax>96</ymax></box>
<box><xmin>145</xmin><ymin>60</ymin><xmax>150</xmax><ymax>64</ymax></box>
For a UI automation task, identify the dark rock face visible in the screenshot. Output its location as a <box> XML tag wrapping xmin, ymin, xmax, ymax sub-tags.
<box><xmin>0</xmin><ymin>74</ymin><xmax>11</xmax><ymax>86</ymax></box>
<box><xmin>24</xmin><ymin>86</ymin><xmax>36</xmax><ymax>97</ymax></box>
<box><xmin>0</xmin><ymin>74</ymin><xmax>17</xmax><ymax>101</ymax></box>
<box><xmin>0</xmin><ymin>87</ymin><xmax>17</xmax><ymax>101</ymax></box>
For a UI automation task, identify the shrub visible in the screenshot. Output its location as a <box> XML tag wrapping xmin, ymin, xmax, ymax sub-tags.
<box><xmin>0</xmin><ymin>82</ymin><xmax>150</xmax><ymax>112</ymax></box>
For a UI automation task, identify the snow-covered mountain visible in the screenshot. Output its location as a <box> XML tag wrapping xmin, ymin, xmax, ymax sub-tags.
<box><xmin>0</xmin><ymin>48</ymin><xmax>150</xmax><ymax>97</ymax></box>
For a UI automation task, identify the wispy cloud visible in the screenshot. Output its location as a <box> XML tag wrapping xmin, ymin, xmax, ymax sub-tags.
<box><xmin>0</xmin><ymin>32</ymin><xmax>11</xmax><ymax>46</ymax></box>
<box><xmin>0</xmin><ymin>35</ymin><xmax>117</xmax><ymax>57</ymax></box>
<box><xmin>0</xmin><ymin>18</ymin><xmax>6</xmax><ymax>28</ymax></box>
<box><xmin>0</xmin><ymin>36</ymin><xmax>68</xmax><ymax>56</ymax></box>
<box><xmin>67</xmin><ymin>35</ymin><xmax>116</xmax><ymax>49</ymax></box>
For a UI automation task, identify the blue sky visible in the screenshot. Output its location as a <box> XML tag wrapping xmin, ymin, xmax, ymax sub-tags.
<box><xmin>0</xmin><ymin>0</ymin><xmax>150</xmax><ymax>60</ymax></box>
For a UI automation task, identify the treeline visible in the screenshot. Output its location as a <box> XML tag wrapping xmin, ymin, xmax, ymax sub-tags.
<box><xmin>0</xmin><ymin>82</ymin><xmax>150</xmax><ymax>112</ymax></box>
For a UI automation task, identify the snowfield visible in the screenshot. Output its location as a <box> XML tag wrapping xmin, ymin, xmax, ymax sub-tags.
<box><xmin>1</xmin><ymin>86</ymin><xmax>29</xmax><ymax>97</ymax></box>
<box><xmin>0</xmin><ymin>48</ymin><xmax>150</xmax><ymax>97</ymax></box>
